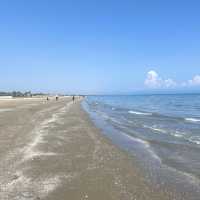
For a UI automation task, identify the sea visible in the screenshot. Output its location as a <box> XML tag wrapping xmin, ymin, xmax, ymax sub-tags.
<box><xmin>82</xmin><ymin>94</ymin><xmax>200</xmax><ymax>199</ymax></box>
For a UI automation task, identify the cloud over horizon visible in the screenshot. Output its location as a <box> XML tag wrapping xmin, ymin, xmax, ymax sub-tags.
<box><xmin>144</xmin><ymin>70</ymin><xmax>200</xmax><ymax>89</ymax></box>
<box><xmin>144</xmin><ymin>70</ymin><xmax>176</xmax><ymax>88</ymax></box>
<box><xmin>188</xmin><ymin>75</ymin><xmax>200</xmax><ymax>86</ymax></box>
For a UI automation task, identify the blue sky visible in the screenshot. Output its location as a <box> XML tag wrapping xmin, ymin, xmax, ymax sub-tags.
<box><xmin>0</xmin><ymin>0</ymin><xmax>200</xmax><ymax>94</ymax></box>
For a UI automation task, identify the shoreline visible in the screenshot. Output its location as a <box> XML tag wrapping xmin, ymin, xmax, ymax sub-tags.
<box><xmin>0</xmin><ymin>98</ymin><xmax>184</xmax><ymax>199</ymax></box>
<box><xmin>83</xmin><ymin>99</ymin><xmax>200</xmax><ymax>200</ymax></box>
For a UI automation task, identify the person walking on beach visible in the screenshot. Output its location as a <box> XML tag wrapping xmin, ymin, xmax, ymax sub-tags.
<box><xmin>56</xmin><ymin>95</ymin><xmax>59</xmax><ymax>101</ymax></box>
<box><xmin>72</xmin><ymin>95</ymin><xmax>75</xmax><ymax>102</ymax></box>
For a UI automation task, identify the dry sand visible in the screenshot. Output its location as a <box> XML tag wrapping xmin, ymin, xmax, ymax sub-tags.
<box><xmin>0</xmin><ymin>97</ymin><xmax>176</xmax><ymax>200</ymax></box>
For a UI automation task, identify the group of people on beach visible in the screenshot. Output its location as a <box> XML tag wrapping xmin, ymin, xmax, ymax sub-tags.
<box><xmin>46</xmin><ymin>95</ymin><xmax>76</xmax><ymax>102</ymax></box>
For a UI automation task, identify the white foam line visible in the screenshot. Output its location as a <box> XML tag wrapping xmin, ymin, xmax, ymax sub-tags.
<box><xmin>173</xmin><ymin>133</ymin><xmax>183</xmax><ymax>138</ymax></box>
<box><xmin>185</xmin><ymin>118</ymin><xmax>200</xmax><ymax>123</ymax></box>
<box><xmin>152</xmin><ymin>128</ymin><xmax>167</xmax><ymax>133</ymax></box>
<box><xmin>188</xmin><ymin>136</ymin><xmax>200</xmax><ymax>145</ymax></box>
<box><xmin>144</xmin><ymin>125</ymin><xmax>167</xmax><ymax>134</ymax></box>
<box><xmin>128</xmin><ymin>110</ymin><xmax>152</xmax><ymax>116</ymax></box>
<box><xmin>119</xmin><ymin>130</ymin><xmax>162</xmax><ymax>162</ymax></box>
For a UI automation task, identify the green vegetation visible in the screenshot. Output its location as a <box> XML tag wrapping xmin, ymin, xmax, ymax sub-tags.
<box><xmin>0</xmin><ymin>91</ymin><xmax>47</xmax><ymax>97</ymax></box>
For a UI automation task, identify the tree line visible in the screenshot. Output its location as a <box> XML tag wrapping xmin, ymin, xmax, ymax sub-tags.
<box><xmin>0</xmin><ymin>91</ymin><xmax>46</xmax><ymax>97</ymax></box>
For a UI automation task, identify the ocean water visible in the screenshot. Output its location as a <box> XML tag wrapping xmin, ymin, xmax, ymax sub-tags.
<box><xmin>83</xmin><ymin>94</ymin><xmax>200</xmax><ymax>198</ymax></box>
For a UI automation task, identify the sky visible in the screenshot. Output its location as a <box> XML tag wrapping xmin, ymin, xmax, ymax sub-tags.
<box><xmin>0</xmin><ymin>0</ymin><xmax>200</xmax><ymax>94</ymax></box>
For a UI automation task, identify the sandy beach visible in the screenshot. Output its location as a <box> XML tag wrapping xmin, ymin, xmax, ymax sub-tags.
<box><xmin>0</xmin><ymin>97</ymin><xmax>178</xmax><ymax>200</ymax></box>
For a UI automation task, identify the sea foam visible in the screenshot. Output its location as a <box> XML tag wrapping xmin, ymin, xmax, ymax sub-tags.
<box><xmin>185</xmin><ymin>118</ymin><xmax>200</xmax><ymax>122</ymax></box>
<box><xmin>128</xmin><ymin>110</ymin><xmax>152</xmax><ymax>116</ymax></box>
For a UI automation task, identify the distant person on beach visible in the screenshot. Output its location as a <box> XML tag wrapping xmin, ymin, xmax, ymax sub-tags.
<box><xmin>56</xmin><ymin>95</ymin><xmax>59</xmax><ymax>101</ymax></box>
<box><xmin>47</xmin><ymin>97</ymin><xmax>49</xmax><ymax>101</ymax></box>
<box><xmin>72</xmin><ymin>96</ymin><xmax>75</xmax><ymax>102</ymax></box>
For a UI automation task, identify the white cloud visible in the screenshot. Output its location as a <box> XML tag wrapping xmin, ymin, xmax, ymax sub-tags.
<box><xmin>188</xmin><ymin>75</ymin><xmax>200</xmax><ymax>86</ymax></box>
<box><xmin>164</xmin><ymin>79</ymin><xmax>177</xmax><ymax>88</ymax></box>
<box><xmin>144</xmin><ymin>70</ymin><xmax>162</xmax><ymax>88</ymax></box>
<box><xmin>144</xmin><ymin>70</ymin><xmax>176</xmax><ymax>88</ymax></box>
<box><xmin>144</xmin><ymin>70</ymin><xmax>200</xmax><ymax>89</ymax></box>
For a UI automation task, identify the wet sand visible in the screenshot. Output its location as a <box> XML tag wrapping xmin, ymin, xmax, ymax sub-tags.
<box><xmin>0</xmin><ymin>97</ymin><xmax>176</xmax><ymax>200</ymax></box>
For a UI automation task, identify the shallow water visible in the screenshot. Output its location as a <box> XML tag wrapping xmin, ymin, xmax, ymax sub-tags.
<box><xmin>83</xmin><ymin>94</ymin><xmax>200</xmax><ymax>199</ymax></box>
